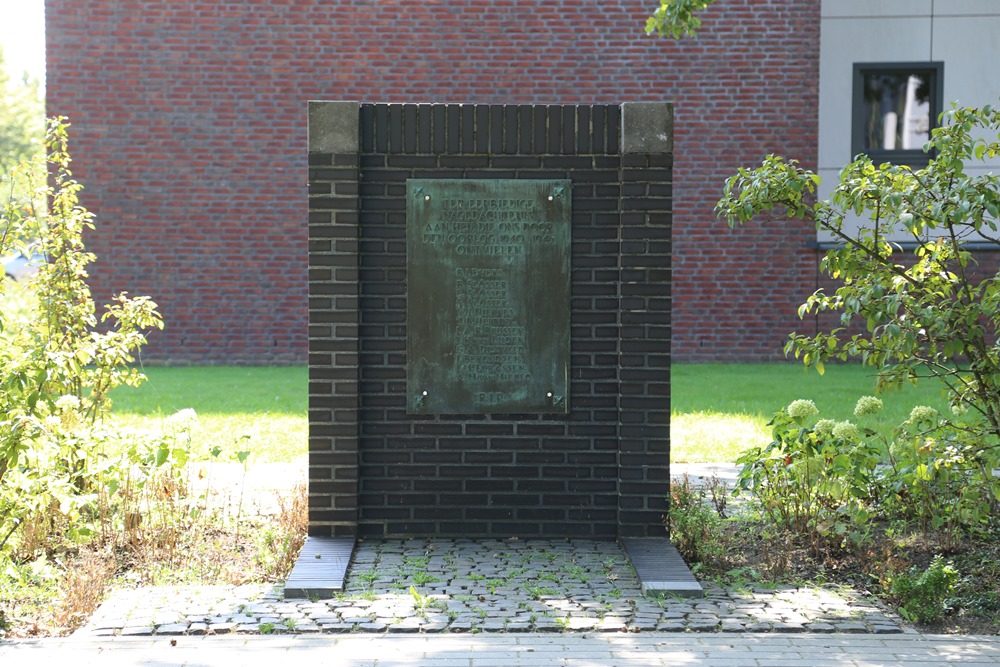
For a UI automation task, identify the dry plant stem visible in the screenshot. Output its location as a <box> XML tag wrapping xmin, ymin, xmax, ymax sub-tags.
<box><xmin>53</xmin><ymin>548</ymin><xmax>116</xmax><ymax>634</ymax></box>
<box><xmin>273</xmin><ymin>483</ymin><xmax>309</xmax><ymax>578</ymax></box>
<box><xmin>234</xmin><ymin>465</ymin><xmax>247</xmax><ymax>547</ymax></box>
<box><xmin>2</xmin><ymin>405</ymin><xmax>308</xmax><ymax>638</ymax></box>
<box><xmin>706</xmin><ymin>475</ymin><xmax>728</xmax><ymax>518</ymax></box>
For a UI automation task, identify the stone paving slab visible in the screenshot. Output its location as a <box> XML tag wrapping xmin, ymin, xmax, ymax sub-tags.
<box><xmin>3</xmin><ymin>634</ymin><xmax>1000</xmax><ymax>667</ymax></box>
<box><xmin>283</xmin><ymin>536</ymin><xmax>355</xmax><ymax>597</ymax></box>
<box><xmin>76</xmin><ymin>538</ymin><xmax>910</xmax><ymax>638</ymax></box>
<box><xmin>621</xmin><ymin>537</ymin><xmax>703</xmax><ymax>597</ymax></box>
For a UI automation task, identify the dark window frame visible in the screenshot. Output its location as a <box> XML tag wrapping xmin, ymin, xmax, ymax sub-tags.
<box><xmin>852</xmin><ymin>61</ymin><xmax>944</xmax><ymax>167</ymax></box>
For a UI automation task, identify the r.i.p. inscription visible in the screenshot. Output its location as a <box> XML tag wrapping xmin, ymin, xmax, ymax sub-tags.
<box><xmin>406</xmin><ymin>179</ymin><xmax>570</xmax><ymax>414</ymax></box>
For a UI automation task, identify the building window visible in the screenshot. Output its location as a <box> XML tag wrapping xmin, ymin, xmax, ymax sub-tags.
<box><xmin>852</xmin><ymin>62</ymin><xmax>944</xmax><ymax>167</ymax></box>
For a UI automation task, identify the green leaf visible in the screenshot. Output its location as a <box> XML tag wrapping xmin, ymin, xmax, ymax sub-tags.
<box><xmin>155</xmin><ymin>445</ymin><xmax>169</xmax><ymax>467</ymax></box>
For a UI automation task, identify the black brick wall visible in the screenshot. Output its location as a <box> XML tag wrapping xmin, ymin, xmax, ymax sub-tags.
<box><xmin>308</xmin><ymin>102</ymin><xmax>671</xmax><ymax>539</ymax></box>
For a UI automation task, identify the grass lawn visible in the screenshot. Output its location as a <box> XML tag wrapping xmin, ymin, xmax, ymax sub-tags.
<box><xmin>109</xmin><ymin>363</ymin><xmax>953</xmax><ymax>464</ymax></box>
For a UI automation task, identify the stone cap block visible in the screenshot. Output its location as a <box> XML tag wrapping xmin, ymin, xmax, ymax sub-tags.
<box><xmin>309</xmin><ymin>101</ymin><xmax>360</xmax><ymax>154</ymax></box>
<box><xmin>622</xmin><ymin>102</ymin><xmax>674</xmax><ymax>154</ymax></box>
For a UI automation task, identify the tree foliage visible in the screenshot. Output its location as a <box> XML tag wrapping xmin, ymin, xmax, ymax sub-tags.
<box><xmin>0</xmin><ymin>118</ymin><xmax>163</xmax><ymax>556</ymax></box>
<box><xmin>646</xmin><ymin>0</ymin><xmax>719</xmax><ymax>39</ymax></box>
<box><xmin>717</xmin><ymin>103</ymin><xmax>1000</xmax><ymax>482</ymax></box>
<box><xmin>0</xmin><ymin>47</ymin><xmax>44</xmax><ymax>178</ymax></box>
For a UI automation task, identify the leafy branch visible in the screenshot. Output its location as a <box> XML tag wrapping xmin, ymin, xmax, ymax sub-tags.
<box><xmin>716</xmin><ymin>103</ymin><xmax>1000</xmax><ymax>469</ymax></box>
<box><xmin>646</xmin><ymin>0</ymin><xmax>718</xmax><ymax>39</ymax></box>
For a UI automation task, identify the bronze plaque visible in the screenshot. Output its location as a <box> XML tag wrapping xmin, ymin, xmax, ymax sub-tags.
<box><xmin>407</xmin><ymin>179</ymin><xmax>570</xmax><ymax>414</ymax></box>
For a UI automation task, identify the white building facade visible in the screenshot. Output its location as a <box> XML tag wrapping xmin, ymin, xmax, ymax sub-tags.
<box><xmin>818</xmin><ymin>0</ymin><xmax>1000</xmax><ymax>243</ymax></box>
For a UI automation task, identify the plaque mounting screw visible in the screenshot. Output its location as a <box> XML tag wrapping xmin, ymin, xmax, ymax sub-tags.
<box><xmin>424</xmin><ymin>195</ymin><xmax>431</xmax><ymax>201</ymax></box>
<box><xmin>414</xmin><ymin>390</ymin><xmax>429</xmax><ymax>411</ymax></box>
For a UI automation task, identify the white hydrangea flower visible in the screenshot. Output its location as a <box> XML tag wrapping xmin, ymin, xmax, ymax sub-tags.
<box><xmin>909</xmin><ymin>405</ymin><xmax>938</xmax><ymax>423</ymax></box>
<box><xmin>814</xmin><ymin>419</ymin><xmax>836</xmax><ymax>437</ymax></box>
<box><xmin>55</xmin><ymin>394</ymin><xmax>81</xmax><ymax>412</ymax></box>
<box><xmin>853</xmin><ymin>395</ymin><xmax>883</xmax><ymax>418</ymax></box>
<box><xmin>787</xmin><ymin>399</ymin><xmax>819</xmax><ymax>421</ymax></box>
<box><xmin>831</xmin><ymin>420</ymin><xmax>860</xmax><ymax>441</ymax></box>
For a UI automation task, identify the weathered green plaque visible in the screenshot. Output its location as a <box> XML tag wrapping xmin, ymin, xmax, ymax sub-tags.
<box><xmin>407</xmin><ymin>179</ymin><xmax>570</xmax><ymax>414</ymax></box>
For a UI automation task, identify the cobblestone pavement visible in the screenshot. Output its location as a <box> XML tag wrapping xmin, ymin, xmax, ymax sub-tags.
<box><xmin>77</xmin><ymin>538</ymin><xmax>909</xmax><ymax>638</ymax></box>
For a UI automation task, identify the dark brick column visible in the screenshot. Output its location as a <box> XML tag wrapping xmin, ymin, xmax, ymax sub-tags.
<box><xmin>618</xmin><ymin>103</ymin><xmax>673</xmax><ymax>537</ymax></box>
<box><xmin>307</xmin><ymin>101</ymin><xmax>361</xmax><ymax>536</ymax></box>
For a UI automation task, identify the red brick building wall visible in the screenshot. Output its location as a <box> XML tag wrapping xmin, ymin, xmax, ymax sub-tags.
<box><xmin>46</xmin><ymin>0</ymin><xmax>821</xmax><ymax>364</ymax></box>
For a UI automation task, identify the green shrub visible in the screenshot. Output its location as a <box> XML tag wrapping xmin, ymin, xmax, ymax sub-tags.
<box><xmin>890</xmin><ymin>556</ymin><xmax>959</xmax><ymax>623</ymax></box>
<box><xmin>735</xmin><ymin>398</ymin><xmax>881</xmax><ymax>551</ymax></box>
<box><xmin>667</xmin><ymin>474</ymin><xmax>725</xmax><ymax>565</ymax></box>
<box><xmin>883</xmin><ymin>406</ymin><xmax>995</xmax><ymax>549</ymax></box>
<box><xmin>738</xmin><ymin>395</ymin><xmax>996</xmax><ymax>551</ymax></box>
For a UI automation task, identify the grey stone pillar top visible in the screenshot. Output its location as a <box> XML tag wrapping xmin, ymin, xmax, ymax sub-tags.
<box><xmin>621</xmin><ymin>102</ymin><xmax>674</xmax><ymax>154</ymax></box>
<box><xmin>308</xmin><ymin>101</ymin><xmax>360</xmax><ymax>154</ymax></box>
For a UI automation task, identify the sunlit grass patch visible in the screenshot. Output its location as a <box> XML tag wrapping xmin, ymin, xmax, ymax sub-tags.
<box><xmin>107</xmin><ymin>412</ymin><xmax>307</xmax><ymax>464</ymax></box>
<box><xmin>670</xmin><ymin>363</ymin><xmax>952</xmax><ymax>463</ymax></box>
<box><xmin>108</xmin><ymin>366</ymin><xmax>308</xmax><ymax>463</ymax></box>
<box><xmin>109</xmin><ymin>366</ymin><xmax>306</xmax><ymax>416</ymax></box>
<box><xmin>670</xmin><ymin>411</ymin><xmax>769</xmax><ymax>463</ymax></box>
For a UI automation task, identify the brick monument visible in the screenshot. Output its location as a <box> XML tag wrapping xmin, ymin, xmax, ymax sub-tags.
<box><xmin>291</xmin><ymin>101</ymin><xmax>690</xmax><ymax>596</ymax></box>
